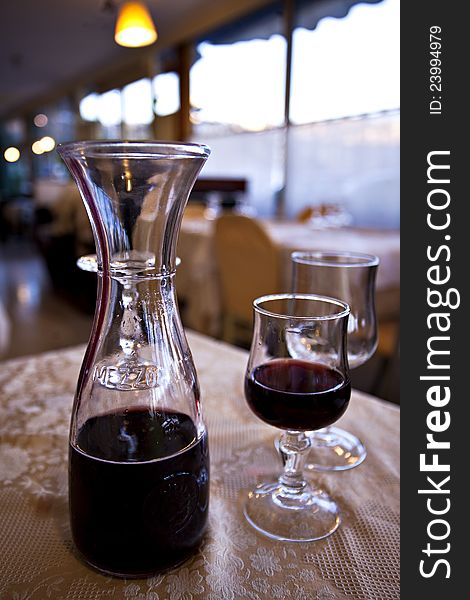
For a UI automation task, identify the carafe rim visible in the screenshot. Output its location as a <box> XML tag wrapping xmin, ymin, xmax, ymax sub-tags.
<box><xmin>57</xmin><ymin>139</ymin><xmax>211</xmax><ymax>160</ymax></box>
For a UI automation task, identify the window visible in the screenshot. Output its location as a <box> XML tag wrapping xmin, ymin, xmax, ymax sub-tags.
<box><xmin>153</xmin><ymin>72</ymin><xmax>180</xmax><ymax>117</ymax></box>
<box><xmin>122</xmin><ymin>79</ymin><xmax>153</xmax><ymax>126</ymax></box>
<box><xmin>79</xmin><ymin>93</ymin><xmax>99</xmax><ymax>122</ymax></box>
<box><xmin>191</xmin><ymin>0</ymin><xmax>399</xmax><ymax>227</ymax></box>
<box><xmin>190</xmin><ymin>4</ymin><xmax>286</xmax><ymax>215</ymax></box>
<box><xmin>97</xmin><ymin>90</ymin><xmax>122</xmax><ymax>127</ymax></box>
<box><xmin>79</xmin><ymin>89</ymin><xmax>122</xmax><ymax>137</ymax></box>
<box><xmin>290</xmin><ymin>0</ymin><xmax>400</xmax><ymax>123</ymax></box>
<box><xmin>122</xmin><ymin>78</ymin><xmax>154</xmax><ymax>139</ymax></box>
<box><xmin>190</xmin><ymin>36</ymin><xmax>286</xmax><ymax>132</ymax></box>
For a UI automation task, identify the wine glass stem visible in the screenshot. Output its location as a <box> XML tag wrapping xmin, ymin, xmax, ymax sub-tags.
<box><xmin>278</xmin><ymin>431</ymin><xmax>311</xmax><ymax>495</ymax></box>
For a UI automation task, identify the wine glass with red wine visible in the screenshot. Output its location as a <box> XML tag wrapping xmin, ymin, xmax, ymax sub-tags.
<box><xmin>244</xmin><ymin>293</ymin><xmax>350</xmax><ymax>542</ymax></box>
<box><xmin>291</xmin><ymin>251</ymin><xmax>379</xmax><ymax>471</ymax></box>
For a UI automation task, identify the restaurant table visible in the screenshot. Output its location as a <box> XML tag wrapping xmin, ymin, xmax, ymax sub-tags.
<box><xmin>264</xmin><ymin>222</ymin><xmax>399</xmax><ymax>292</ymax></box>
<box><xmin>177</xmin><ymin>218</ymin><xmax>400</xmax><ymax>335</ymax></box>
<box><xmin>0</xmin><ymin>332</ymin><xmax>399</xmax><ymax>599</ymax></box>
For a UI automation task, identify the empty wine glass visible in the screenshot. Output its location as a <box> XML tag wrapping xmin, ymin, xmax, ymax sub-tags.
<box><xmin>291</xmin><ymin>251</ymin><xmax>379</xmax><ymax>471</ymax></box>
<box><xmin>244</xmin><ymin>293</ymin><xmax>350</xmax><ymax>541</ymax></box>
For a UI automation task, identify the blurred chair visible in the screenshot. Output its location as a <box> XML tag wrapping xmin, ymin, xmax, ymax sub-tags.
<box><xmin>33</xmin><ymin>181</ymin><xmax>95</xmax><ymax>312</ymax></box>
<box><xmin>377</xmin><ymin>320</ymin><xmax>399</xmax><ymax>358</ymax></box>
<box><xmin>214</xmin><ymin>214</ymin><xmax>282</xmax><ymax>345</ymax></box>
<box><xmin>373</xmin><ymin>319</ymin><xmax>400</xmax><ymax>403</ymax></box>
<box><xmin>183</xmin><ymin>202</ymin><xmax>207</xmax><ymax>219</ymax></box>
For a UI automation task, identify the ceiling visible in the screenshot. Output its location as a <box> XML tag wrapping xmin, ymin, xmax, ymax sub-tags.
<box><xmin>0</xmin><ymin>0</ymin><xmax>269</xmax><ymax>118</ymax></box>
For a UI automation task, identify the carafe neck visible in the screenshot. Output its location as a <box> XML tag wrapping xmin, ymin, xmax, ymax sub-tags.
<box><xmin>58</xmin><ymin>141</ymin><xmax>210</xmax><ymax>279</ymax></box>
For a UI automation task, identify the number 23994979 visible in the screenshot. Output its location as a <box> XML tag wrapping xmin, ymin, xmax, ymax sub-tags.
<box><xmin>429</xmin><ymin>26</ymin><xmax>442</xmax><ymax>114</ymax></box>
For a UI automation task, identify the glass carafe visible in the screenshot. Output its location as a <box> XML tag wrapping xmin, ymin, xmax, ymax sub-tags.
<box><xmin>58</xmin><ymin>141</ymin><xmax>210</xmax><ymax>577</ymax></box>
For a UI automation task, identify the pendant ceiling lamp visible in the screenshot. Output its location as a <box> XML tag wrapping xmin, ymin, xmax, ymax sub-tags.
<box><xmin>114</xmin><ymin>1</ymin><xmax>158</xmax><ymax>48</ymax></box>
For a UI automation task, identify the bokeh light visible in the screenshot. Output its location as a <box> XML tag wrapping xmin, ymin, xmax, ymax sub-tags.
<box><xmin>40</xmin><ymin>136</ymin><xmax>56</xmax><ymax>152</ymax></box>
<box><xmin>33</xmin><ymin>113</ymin><xmax>48</xmax><ymax>127</ymax></box>
<box><xmin>32</xmin><ymin>141</ymin><xmax>45</xmax><ymax>155</ymax></box>
<box><xmin>4</xmin><ymin>147</ymin><xmax>20</xmax><ymax>162</ymax></box>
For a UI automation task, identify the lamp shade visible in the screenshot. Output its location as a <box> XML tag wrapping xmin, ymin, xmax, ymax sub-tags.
<box><xmin>114</xmin><ymin>2</ymin><xmax>158</xmax><ymax>48</ymax></box>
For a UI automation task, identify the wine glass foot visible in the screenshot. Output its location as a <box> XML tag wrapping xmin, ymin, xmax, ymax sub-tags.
<box><xmin>243</xmin><ymin>481</ymin><xmax>340</xmax><ymax>542</ymax></box>
<box><xmin>306</xmin><ymin>426</ymin><xmax>367</xmax><ymax>472</ymax></box>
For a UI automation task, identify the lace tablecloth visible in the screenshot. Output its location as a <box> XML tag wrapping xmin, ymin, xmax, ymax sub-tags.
<box><xmin>0</xmin><ymin>332</ymin><xmax>400</xmax><ymax>599</ymax></box>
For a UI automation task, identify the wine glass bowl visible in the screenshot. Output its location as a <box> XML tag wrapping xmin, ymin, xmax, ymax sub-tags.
<box><xmin>243</xmin><ymin>293</ymin><xmax>351</xmax><ymax>542</ymax></box>
<box><xmin>291</xmin><ymin>251</ymin><xmax>379</xmax><ymax>471</ymax></box>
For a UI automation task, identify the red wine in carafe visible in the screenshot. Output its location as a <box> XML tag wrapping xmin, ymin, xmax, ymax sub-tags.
<box><xmin>69</xmin><ymin>408</ymin><xmax>209</xmax><ymax>576</ymax></box>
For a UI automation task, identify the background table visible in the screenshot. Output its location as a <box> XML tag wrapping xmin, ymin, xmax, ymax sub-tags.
<box><xmin>264</xmin><ymin>222</ymin><xmax>400</xmax><ymax>292</ymax></box>
<box><xmin>176</xmin><ymin>218</ymin><xmax>400</xmax><ymax>335</ymax></box>
<box><xmin>0</xmin><ymin>332</ymin><xmax>399</xmax><ymax>599</ymax></box>
<box><xmin>177</xmin><ymin>218</ymin><xmax>222</xmax><ymax>336</ymax></box>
